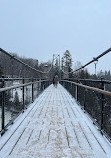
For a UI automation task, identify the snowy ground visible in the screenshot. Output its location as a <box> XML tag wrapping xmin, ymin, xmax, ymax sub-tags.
<box><xmin>0</xmin><ymin>84</ymin><xmax>111</xmax><ymax>158</ymax></box>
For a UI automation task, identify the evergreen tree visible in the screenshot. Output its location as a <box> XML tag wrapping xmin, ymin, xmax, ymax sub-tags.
<box><xmin>79</xmin><ymin>69</ymin><xmax>90</xmax><ymax>79</ymax></box>
<box><xmin>73</xmin><ymin>61</ymin><xmax>90</xmax><ymax>79</ymax></box>
<box><xmin>61</xmin><ymin>50</ymin><xmax>73</xmax><ymax>78</ymax></box>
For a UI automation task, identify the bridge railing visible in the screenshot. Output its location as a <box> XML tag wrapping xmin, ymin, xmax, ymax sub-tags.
<box><xmin>0</xmin><ymin>79</ymin><xmax>51</xmax><ymax>135</ymax></box>
<box><xmin>60</xmin><ymin>79</ymin><xmax>111</xmax><ymax>142</ymax></box>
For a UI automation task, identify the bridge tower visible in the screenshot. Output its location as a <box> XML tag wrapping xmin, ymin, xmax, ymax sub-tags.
<box><xmin>52</xmin><ymin>54</ymin><xmax>61</xmax><ymax>78</ymax></box>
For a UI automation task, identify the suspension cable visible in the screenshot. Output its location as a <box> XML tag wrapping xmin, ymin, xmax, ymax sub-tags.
<box><xmin>73</xmin><ymin>47</ymin><xmax>111</xmax><ymax>73</ymax></box>
<box><xmin>0</xmin><ymin>48</ymin><xmax>53</xmax><ymax>74</ymax></box>
<box><xmin>61</xmin><ymin>47</ymin><xmax>111</xmax><ymax>75</ymax></box>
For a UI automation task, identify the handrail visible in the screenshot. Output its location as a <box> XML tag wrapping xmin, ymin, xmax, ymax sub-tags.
<box><xmin>60</xmin><ymin>79</ymin><xmax>111</xmax><ymax>141</ymax></box>
<box><xmin>0</xmin><ymin>78</ymin><xmax>41</xmax><ymax>81</ymax></box>
<box><xmin>79</xmin><ymin>79</ymin><xmax>111</xmax><ymax>84</ymax></box>
<box><xmin>0</xmin><ymin>80</ymin><xmax>48</xmax><ymax>92</ymax></box>
<box><xmin>64</xmin><ymin>78</ymin><xmax>111</xmax><ymax>84</ymax></box>
<box><xmin>61</xmin><ymin>80</ymin><xmax>111</xmax><ymax>96</ymax></box>
<box><xmin>0</xmin><ymin>79</ymin><xmax>51</xmax><ymax>134</ymax></box>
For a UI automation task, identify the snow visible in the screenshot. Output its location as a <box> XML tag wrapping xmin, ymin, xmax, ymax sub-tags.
<box><xmin>0</xmin><ymin>84</ymin><xmax>111</xmax><ymax>158</ymax></box>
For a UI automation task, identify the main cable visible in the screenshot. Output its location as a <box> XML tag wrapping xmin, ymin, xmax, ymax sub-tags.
<box><xmin>0</xmin><ymin>48</ymin><xmax>53</xmax><ymax>74</ymax></box>
<box><xmin>61</xmin><ymin>47</ymin><xmax>111</xmax><ymax>75</ymax></box>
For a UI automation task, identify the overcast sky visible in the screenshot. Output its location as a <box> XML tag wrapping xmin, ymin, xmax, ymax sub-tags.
<box><xmin>0</xmin><ymin>0</ymin><xmax>111</xmax><ymax>74</ymax></box>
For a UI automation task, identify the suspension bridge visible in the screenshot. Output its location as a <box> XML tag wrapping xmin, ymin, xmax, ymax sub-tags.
<box><xmin>0</xmin><ymin>48</ymin><xmax>111</xmax><ymax>158</ymax></box>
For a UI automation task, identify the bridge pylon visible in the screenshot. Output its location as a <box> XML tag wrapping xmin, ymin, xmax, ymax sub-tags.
<box><xmin>52</xmin><ymin>54</ymin><xmax>61</xmax><ymax>78</ymax></box>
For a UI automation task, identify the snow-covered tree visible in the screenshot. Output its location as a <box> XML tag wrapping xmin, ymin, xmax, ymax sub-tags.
<box><xmin>61</xmin><ymin>50</ymin><xmax>73</xmax><ymax>78</ymax></box>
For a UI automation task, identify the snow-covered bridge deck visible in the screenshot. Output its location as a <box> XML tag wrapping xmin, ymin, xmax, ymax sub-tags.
<box><xmin>0</xmin><ymin>84</ymin><xmax>111</xmax><ymax>158</ymax></box>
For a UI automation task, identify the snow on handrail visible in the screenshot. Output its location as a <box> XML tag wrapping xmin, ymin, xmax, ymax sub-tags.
<box><xmin>61</xmin><ymin>80</ymin><xmax>111</xmax><ymax>96</ymax></box>
<box><xmin>0</xmin><ymin>80</ymin><xmax>49</xmax><ymax>92</ymax></box>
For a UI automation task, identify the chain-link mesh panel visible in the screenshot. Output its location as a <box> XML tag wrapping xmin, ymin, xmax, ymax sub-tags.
<box><xmin>24</xmin><ymin>85</ymin><xmax>32</xmax><ymax>108</ymax></box>
<box><xmin>4</xmin><ymin>90</ymin><xmax>12</xmax><ymax>127</ymax></box>
<box><xmin>0</xmin><ymin>80</ymin><xmax>50</xmax><ymax>132</ymax></box>
<box><xmin>70</xmin><ymin>83</ymin><xmax>76</xmax><ymax>98</ymax></box>
<box><xmin>103</xmin><ymin>95</ymin><xmax>111</xmax><ymax>137</ymax></box>
<box><xmin>104</xmin><ymin>83</ymin><xmax>111</xmax><ymax>92</ymax></box>
<box><xmin>78</xmin><ymin>86</ymin><xmax>85</xmax><ymax>107</ymax></box>
<box><xmin>4</xmin><ymin>88</ymin><xmax>23</xmax><ymax>127</ymax></box>
<box><xmin>60</xmin><ymin>80</ymin><xmax>111</xmax><ymax>140</ymax></box>
<box><xmin>85</xmin><ymin>89</ymin><xmax>102</xmax><ymax>126</ymax></box>
<box><xmin>0</xmin><ymin>92</ymin><xmax>2</xmax><ymax>131</ymax></box>
<box><xmin>80</xmin><ymin>80</ymin><xmax>102</xmax><ymax>89</ymax></box>
<box><xmin>33</xmin><ymin>83</ymin><xmax>39</xmax><ymax>100</ymax></box>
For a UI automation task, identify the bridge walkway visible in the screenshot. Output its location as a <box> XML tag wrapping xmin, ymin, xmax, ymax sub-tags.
<box><xmin>0</xmin><ymin>84</ymin><xmax>111</xmax><ymax>158</ymax></box>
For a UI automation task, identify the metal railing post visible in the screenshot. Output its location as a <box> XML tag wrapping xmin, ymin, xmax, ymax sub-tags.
<box><xmin>32</xmin><ymin>78</ymin><xmax>34</xmax><ymax>103</ymax></box>
<box><xmin>76</xmin><ymin>79</ymin><xmax>79</xmax><ymax>101</ymax></box>
<box><xmin>100</xmin><ymin>78</ymin><xmax>104</xmax><ymax>131</ymax></box>
<box><xmin>38</xmin><ymin>81</ymin><xmax>40</xmax><ymax>94</ymax></box>
<box><xmin>22</xmin><ymin>78</ymin><xmax>25</xmax><ymax>110</ymax></box>
<box><xmin>84</xmin><ymin>89</ymin><xmax>87</xmax><ymax>110</ymax></box>
<box><xmin>41</xmin><ymin>81</ymin><xmax>44</xmax><ymax>92</ymax></box>
<box><xmin>1</xmin><ymin>75</ymin><xmax>5</xmax><ymax>134</ymax></box>
<box><xmin>83</xmin><ymin>80</ymin><xmax>86</xmax><ymax>110</ymax></box>
<box><xmin>70</xmin><ymin>82</ymin><xmax>72</xmax><ymax>95</ymax></box>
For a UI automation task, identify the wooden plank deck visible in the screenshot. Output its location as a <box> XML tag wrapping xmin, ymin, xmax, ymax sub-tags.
<box><xmin>0</xmin><ymin>84</ymin><xmax>111</xmax><ymax>158</ymax></box>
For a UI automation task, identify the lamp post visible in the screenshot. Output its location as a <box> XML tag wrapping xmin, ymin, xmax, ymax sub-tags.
<box><xmin>93</xmin><ymin>58</ymin><xmax>98</xmax><ymax>75</ymax></box>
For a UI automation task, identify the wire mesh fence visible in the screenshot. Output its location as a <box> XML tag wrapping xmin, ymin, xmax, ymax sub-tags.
<box><xmin>0</xmin><ymin>80</ymin><xmax>51</xmax><ymax>134</ymax></box>
<box><xmin>60</xmin><ymin>79</ymin><xmax>111</xmax><ymax>141</ymax></box>
<box><xmin>0</xmin><ymin>92</ymin><xmax>2</xmax><ymax>131</ymax></box>
<box><xmin>0</xmin><ymin>48</ymin><xmax>52</xmax><ymax>134</ymax></box>
<box><xmin>103</xmin><ymin>94</ymin><xmax>111</xmax><ymax>137</ymax></box>
<box><xmin>33</xmin><ymin>82</ymin><xmax>39</xmax><ymax>100</ymax></box>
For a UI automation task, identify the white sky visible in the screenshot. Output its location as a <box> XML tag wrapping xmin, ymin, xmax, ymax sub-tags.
<box><xmin>0</xmin><ymin>0</ymin><xmax>111</xmax><ymax>74</ymax></box>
